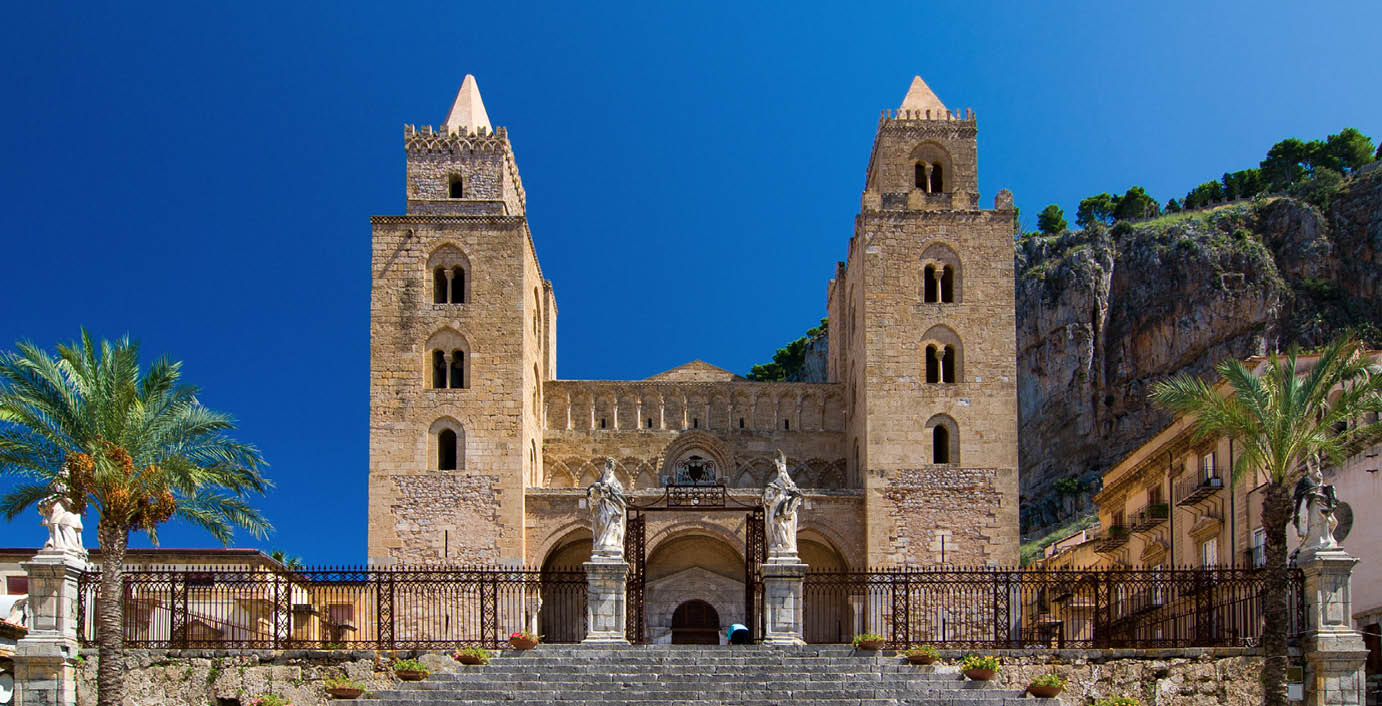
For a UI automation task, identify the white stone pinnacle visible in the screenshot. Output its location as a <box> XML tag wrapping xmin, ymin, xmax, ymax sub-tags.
<box><xmin>444</xmin><ymin>74</ymin><xmax>492</xmax><ymax>134</ymax></box>
<box><xmin>899</xmin><ymin>75</ymin><xmax>948</xmax><ymax>116</ymax></box>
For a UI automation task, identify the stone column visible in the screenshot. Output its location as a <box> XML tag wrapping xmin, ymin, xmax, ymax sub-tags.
<box><xmin>14</xmin><ymin>548</ymin><xmax>88</xmax><ymax>706</ymax></box>
<box><xmin>582</xmin><ymin>559</ymin><xmax>629</xmax><ymax>644</ymax></box>
<box><xmin>1298</xmin><ymin>545</ymin><xmax>1368</xmax><ymax>706</ymax></box>
<box><xmin>761</xmin><ymin>560</ymin><xmax>807</xmax><ymax>645</ymax></box>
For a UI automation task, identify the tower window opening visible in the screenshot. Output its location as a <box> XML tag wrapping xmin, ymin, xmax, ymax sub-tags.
<box><xmin>925</xmin><ymin>345</ymin><xmax>940</xmax><ymax>384</ymax></box>
<box><xmin>647</xmin><ymin>418</ymin><xmax>653</xmax><ymax>429</ymax></box>
<box><xmin>450</xmin><ymin>267</ymin><xmax>465</xmax><ymax>303</ymax></box>
<box><xmin>914</xmin><ymin>163</ymin><xmax>926</xmax><ymax>190</ymax></box>
<box><xmin>739</xmin><ymin>418</ymin><xmax>745</xmax><ymax>429</ymax></box>
<box><xmin>693</xmin><ymin>417</ymin><xmax>699</xmax><ymax>429</ymax></box>
<box><xmin>933</xmin><ymin>425</ymin><xmax>950</xmax><ymax>464</ymax></box>
<box><xmin>449</xmin><ymin>350</ymin><xmax>465</xmax><ymax>389</ymax></box>
<box><xmin>923</xmin><ymin>265</ymin><xmax>938</xmax><ymax>303</ymax></box>
<box><xmin>940</xmin><ymin>266</ymin><xmax>954</xmax><ymax>303</ymax></box>
<box><xmin>929</xmin><ymin>164</ymin><xmax>944</xmax><ymax>193</ymax></box>
<box><xmin>600</xmin><ymin>418</ymin><xmax>607</xmax><ymax>429</ymax></box>
<box><xmin>448</xmin><ymin>176</ymin><xmax>464</xmax><ymax>198</ymax></box>
<box><xmin>941</xmin><ymin>346</ymin><xmax>956</xmax><ymax>383</ymax></box>
<box><xmin>783</xmin><ymin>419</ymin><xmax>790</xmax><ymax>431</ymax></box>
<box><xmin>431</xmin><ymin>350</ymin><xmax>447</xmax><ymax>389</ymax></box>
<box><xmin>433</xmin><ymin>268</ymin><xmax>448</xmax><ymax>304</ymax></box>
<box><xmin>439</xmin><ymin>428</ymin><xmax>458</xmax><ymax>470</ymax></box>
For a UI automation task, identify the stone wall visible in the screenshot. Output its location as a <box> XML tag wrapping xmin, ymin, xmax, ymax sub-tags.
<box><xmin>980</xmin><ymin>648</ymin><xmax>1265</xmax><ymax>706</ymax></box>
<box><xmin>74</xmin><ymin>649</ymin><xmax>453</xmax><ymax>706</ymax></box>
<box><xmin>880</xmin><ymin>466</ymin><xmax>1016</xmax><ymax>566</ymax></box>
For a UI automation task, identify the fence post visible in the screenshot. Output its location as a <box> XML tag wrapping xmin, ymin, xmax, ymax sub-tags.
<box><xmin>1298</xmin><ymin>544</ymin><xmax>1368</xmax><ymax>706</ymax></box>
<box><xmin>13</xmin><ymin>546</ymin><xmax>89</xmax><ymax>706</ymax></box>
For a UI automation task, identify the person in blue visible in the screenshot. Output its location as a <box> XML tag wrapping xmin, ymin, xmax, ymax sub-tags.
<box><xmin>727</xmin><ymin>623</ymin><xmax>751</xmax><ymax>644</ymax></box>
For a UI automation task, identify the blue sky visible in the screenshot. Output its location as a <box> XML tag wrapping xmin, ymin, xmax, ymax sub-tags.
<box><xmin>1</xmin><ymin>2</ymin><xmax>1378</xmax><ymax>564</ymax></box>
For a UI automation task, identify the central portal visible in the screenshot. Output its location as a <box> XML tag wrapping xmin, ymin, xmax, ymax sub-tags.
<box><xmin>670</xmin><ymin>600</ymin><xmax>721</xmax><ymax>644</ymax></box>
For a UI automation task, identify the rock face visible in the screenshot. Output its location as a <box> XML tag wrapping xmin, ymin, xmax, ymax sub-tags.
<box><xmin>1017</xmin><ymin>170</ymin><xmax>1382</xmax><ymax>536</ymax></box>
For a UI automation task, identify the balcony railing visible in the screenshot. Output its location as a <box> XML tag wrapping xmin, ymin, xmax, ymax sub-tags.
<box><xmin>1131</xmin><ymin>503</ymin><xmax>1170</xmax><ymax>533</ymax></box>
<box><xmin>1175</xmin><ymin>469</ymin><xmax>1224</xmax><ymax>506</ymax></box>
<box><xmin>1094</xmin><ymin>525</ymin><xmax>1130</xmax><ymax>553</ymax></box>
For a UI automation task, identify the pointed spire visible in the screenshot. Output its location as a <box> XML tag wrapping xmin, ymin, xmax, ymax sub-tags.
<box><xmin>444</xmin><ymin>74</ymin><xmax>492</xmax><ymax>134</ymax></box>
<box><xmin>898</xmin><ymin>75</ymin><xmax>948</xmax><ymax>117</ymax></box>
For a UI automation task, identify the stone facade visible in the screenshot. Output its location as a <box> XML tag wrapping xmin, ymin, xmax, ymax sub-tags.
<box><xmin>367</xmin><ymin>74</ymin><xmax>1020</xmax><ymax>637</ymax></box>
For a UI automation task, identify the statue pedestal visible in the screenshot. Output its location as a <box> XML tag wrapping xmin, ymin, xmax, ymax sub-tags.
<box><xmin>761</xmin><ymin>561</ymin><xmax>807</xmax><ymax>645</ymax></box>
<box><xmin>583</xmin><ymin>559</ymin><xmax>629</xmax><ymax>644</ymax></box>
<box><xmin>1299</xmin><ymin>546</ymin><xmax>1368</xmax><ymax>706</ymax></box>
<box><xmin>14</xmin><ymin>549</ymin><xmax>88</xmax><ymax>706</ymax></box>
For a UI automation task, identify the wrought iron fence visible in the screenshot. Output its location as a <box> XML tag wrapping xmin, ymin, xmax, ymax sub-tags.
<box><xmin>803</xmin><ymin>566</ymin><xmax>1304</xmax><ymax>649</ymax></box>
<box><xmin>76</xmin><ymin>566</ymin><xmax>587</xmax><ymax>649</ymax></box>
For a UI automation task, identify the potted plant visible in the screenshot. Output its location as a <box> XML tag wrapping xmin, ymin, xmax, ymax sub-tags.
<box><xmin>391</xmin><ymin>658</ymin><xmax>429</xmax><ymax>682</ymax></box>
<box><xmin>902</xmin><ymin>645</ymin><xmax>940</xmax><ymax>665</ymax></box>
<box><xmin>1149</xmin><ymin>503</ymin><xmax>1170</xmax><ymax>519</ymax></box>
<box><xmin>452</xmin><ymin>646</ymin><xmax>493</xmax><ymax>665</ymax></box>
<box><xmin>960</xmin><ymin>655</ymin><xmax>1000</xmax><ymax>681</ymax></box>
<box><xmin>324</xmin><ymin>676</ymin><xmax>366</xmax><ymax>699</ymax></box>
<box><xmin>1026</xmin><ymin>673</ymin><xmax>1066</xmax><ymax>698</ymax></box>
<box><xmin>1092</xmin><ymin>699</ymin><xmax>1140</xmax><ymax>706</ymax></box>
<box><xmin>247</xmin><ymin>696</ymin><xmax>292</xmax><ymax>706</ymax></box>
<box><xmin>852</xmin><ymin>632</ymin><xmax>886</xmax><ymax>650</ymax></box>
<box><xmin>509</xmin><ymin>630</ymin><xmax>540</xmax><ymax>650</ymax></box>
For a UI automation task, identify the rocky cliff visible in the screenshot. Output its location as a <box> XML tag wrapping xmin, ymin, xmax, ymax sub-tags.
<box><xmin>1017</xmin><ymin>168</ymin><xmax>1382</xmax><ymax>536</ymax></box>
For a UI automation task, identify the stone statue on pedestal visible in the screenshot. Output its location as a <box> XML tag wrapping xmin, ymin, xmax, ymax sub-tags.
<box><xmin>587</xmin><ymin>459</ymin><xmax>628</xmax><ymax>560</ymax></box>
<box><xmin>39</xmin><ymin>496</ymin><xmax>84</xmax><ymax>555</ymax></box>
<box><xmin>1295</xmin><ymin>456</ymin><xmax>1340</xmax><ymax>555</ymax></box>
<box><xmin>763</xmin><ymin>450</ymin><xmax>803</xmax><ymax>559</ymax></box>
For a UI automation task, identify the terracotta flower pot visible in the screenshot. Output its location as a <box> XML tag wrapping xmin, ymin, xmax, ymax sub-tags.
<box><xmin>855</xmin><ymin>640</ymin><xmax>885</xmax><ymax>650</ymax></box>
<box><xmin>905</xmin><ymin>654</ymin><xmax>938</xmax><ymax>665</ymax></box>
<box><xmin>1027</xmin><ymin>684</ymin><xmax>1063</xmax><ymax>698</ymax></box>
<box><xmin>963</xmin><ymin>668</ymin><xmax>997</xmax><ymax>681</ymax></box>
<box><xmin>326</xmin><ymin>686</ymin><xmax>364</xmax><ymax>699</ymax></box>
<box><xmin>509</xmin><ymin>635</ymin><xmax>539</xmax><ymax>650</ymax></box>
<box><xmin>395</xmin><ymin>669</ymin><xmax>428</xmax><ymax>682</ymax></box>
<box><xmin>454</xmin><ymin>653</ymin><xmax>485</xmax><ymax>665</ymax></box>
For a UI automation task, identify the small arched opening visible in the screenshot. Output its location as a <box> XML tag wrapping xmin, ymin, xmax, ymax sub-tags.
<box><xmin>923</xmin><ymin>264</ymin><xmax>938</xmax><ymax>303</ymax></box>
<box><xmin>925</xmin><ymin>345</ymin><xmax>940</xmax><ymax>384</ymax></box>
<box><xmin>929</xmin><ymin>163</ymin><xmax>944</xmax><ymax>193</ymax></box>
<box><xmin>925</xmin><ymin>414</ymin><xmax>959</xmax><ymax>465</ymax></box>
<box><xmin>431</xmin><ymin>350</ymin><xmax>447</xmax><ymax>389</ymax></box>
<box><xmin>449</xmin><ymin>350</ymin><xmax>466</xmax><ymax>389</ymax></box>
<box><xmin>437</xmin><ymin>427</ymin><xmax>461</xmax><ymax>470</ymax></box>
<box><xmin>932</xmin><ymin>425</ymin><xmax>950</xmax><ymax>464</ymax></box>
<box><xmin>671</xmin><ymin>600</ymin><xmax>721</xmax><ymax>645</ymax></box>
<box><xmin>448</xmin><ymin>175</ymin><xmax>464</xmax><ymax>198</ymax></box>
<box><xmin>941</xmin><ymin>346</ymin><xmax>956</xmax><ymax>383</ymax></box>
<box><xmin>914</xmin><ymin>163</ymin><xmax>927</xmax><ymax>190</ymax></box>
<box><xmin>940</xmin><ymin>265</ymin><xmax>954</xmax><ymax>303</ymax></box>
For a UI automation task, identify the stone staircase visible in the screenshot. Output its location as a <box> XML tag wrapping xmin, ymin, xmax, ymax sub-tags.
<box><xmin>355</xmin><ymin>644</ymin><xmax>1059</xmax><ymax>705</ymax></box>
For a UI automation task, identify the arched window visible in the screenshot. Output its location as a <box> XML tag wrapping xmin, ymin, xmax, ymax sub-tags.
<box><xmin>427</xmin><ymin>245</ymin><xmax>470</xmax><ymax>306</ymax></box>
<box><xmin>439</xmin><ymin>428</ymin><xmax>458</xmax><ymax>470</ymax></box>
<box><xmin>451</xmin><ymin>267</ymin><xmax>465</xmax><ymax>304</ymax></box>
<box><xmin>449</xmin><ymin>350</ymin><xmax>465</xmax><ymax>389</ymax></box>
<box><xmin>941</xmin><ymin>346</ymin><xmax>956</xmax><ymax>383</ymax></box>
<box><xmin>921</xmin><ymin>325</ymin><xmax>963</xmax><ymax>384</ymax></box>
<box><xmin>925</xmin><ymin>345</ymin><xmax>940</xmax><ymax>383</ymax></box>
<box><xmin>448</xmin><ymin>175</ymin><xmax>464</xmax><ymax>198</ymax></box>
<box><xmin>929</xmin><ymin>163</ymin><xmax>944</xmax><ymax>193</ymax></box>
<box><xmin>433</xmin><ymin>268</ymin><xmax>448</xmax><ymax>304</ymax></box>
<box><xmin>940</xmin><ymin>266</ymin><xmax>954</xmax><ymax>303</ymax></box>
<box><xmin>925</xmin><ymin>414</ymin><xmax>958</xmax><ymax>465</ymax></box>
<box><xmin>923</xmin><ymin>265</ymin><xmax>938</xmax><ymax>303</ymax></box>
<box><xmin>932</xmin><ymin>425</ymin><xmax>950</xmax><ymax>464</ymax></box>
<box><xmin>914</xmin><ymin>163</ymin><xmax>926</xmax><ymax>190</ymax></box>
<box><xmin>919</xmin><ymin>243</ymin><xmax>962</xmax><ymax>305</ymax></box>
<box><xmin>431</xmin><ymin>351</ymin><xmax>447</xmax><ymax>389</ymax></box>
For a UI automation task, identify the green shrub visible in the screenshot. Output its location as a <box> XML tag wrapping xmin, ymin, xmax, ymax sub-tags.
<box><xmin>852</xmin><ymin>632</ymin><xmax>885</xmax><ymax>647</ymax></box>
<box><xmin>902</xmin><ymin>645</ymin><xmax>939</xmax><ymax>658</ymax></box>
<box><xmin>1092</xmin><ymin>698</ymin><xmax>1141</xmax><ymax>706</ymax></box>
<box><xmin>391</xmin><ymin>658</ymin><xmax>429</xmax><ymax>675</ymax></box>
<box><xmin>1029</xmin><ymin>673</ymin><xmax>1066</xmax><ymax>688</ymax></box>
<box><xmin>324</xmin><ymin>676</ymin><xmax>365</xmax><ymax>690</ymax></box>
<box><xmin>451</xmin><ymin>646</ymin><xmax>493</xmax><ymax>664</ymax></box>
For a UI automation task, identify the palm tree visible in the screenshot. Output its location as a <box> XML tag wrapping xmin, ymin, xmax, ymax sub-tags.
<box><xmin>0</xmin><ymin>331</ymin><xmax>272</xmax><ymax>706</ymax></box>
<box><xmin>270</xmin><ymin>549</ymin><xmax>304</xmax><ymax>570</ymax></box>
<box><xmin>1151</xmin><ymin>335</ymin><xmax>1382</xmax><ymax>706</ymax></box>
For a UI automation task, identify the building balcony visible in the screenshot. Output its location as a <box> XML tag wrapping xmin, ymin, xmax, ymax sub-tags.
<box><xmin>1130</xmin><ymin>503</ymin><xmax>1170</xmax><ymax>533</ymax></box>
<box><xmin>1094</xmin><ymin>525</ymin><xmax>1130</xmax><ymax>553</ymax></box>
<box><xmin>1175</xmin><ymin>470</ymin><xmax>1224</xmax><ymax>506</ymax></box>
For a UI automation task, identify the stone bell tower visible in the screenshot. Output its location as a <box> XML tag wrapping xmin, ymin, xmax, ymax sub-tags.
<box><xmin>828</xmin><ymin>75</ymin><xmax>1020</xmax><ymax>567</ymax></box>
<box><xmin>367</xmin><ymin>74</ymin><xmax>555</xmax><ymax>566</ymax></box>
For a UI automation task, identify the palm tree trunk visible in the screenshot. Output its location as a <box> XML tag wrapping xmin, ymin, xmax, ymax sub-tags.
<box><xmin>1261</xmin><ymin>483</ymin><xmax>1292</xmax><ymax>706</ymax></box>
<box><xmin>95</xmin><ymin>523</ymin><xmax>127</xmax><ymax>706</ymax></box>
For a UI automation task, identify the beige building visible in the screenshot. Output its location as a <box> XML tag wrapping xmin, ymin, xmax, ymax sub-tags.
<box><xmin>366</xmin><ymin>74</ymin><xmax>1020</xmax><ymax>641</ymax></box>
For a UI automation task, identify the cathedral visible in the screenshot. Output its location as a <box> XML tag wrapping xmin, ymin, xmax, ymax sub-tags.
<box><xmin>367</xmin><ymin>74</ymin><xmax>1020</xmax><ymax>642</ymax></box>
